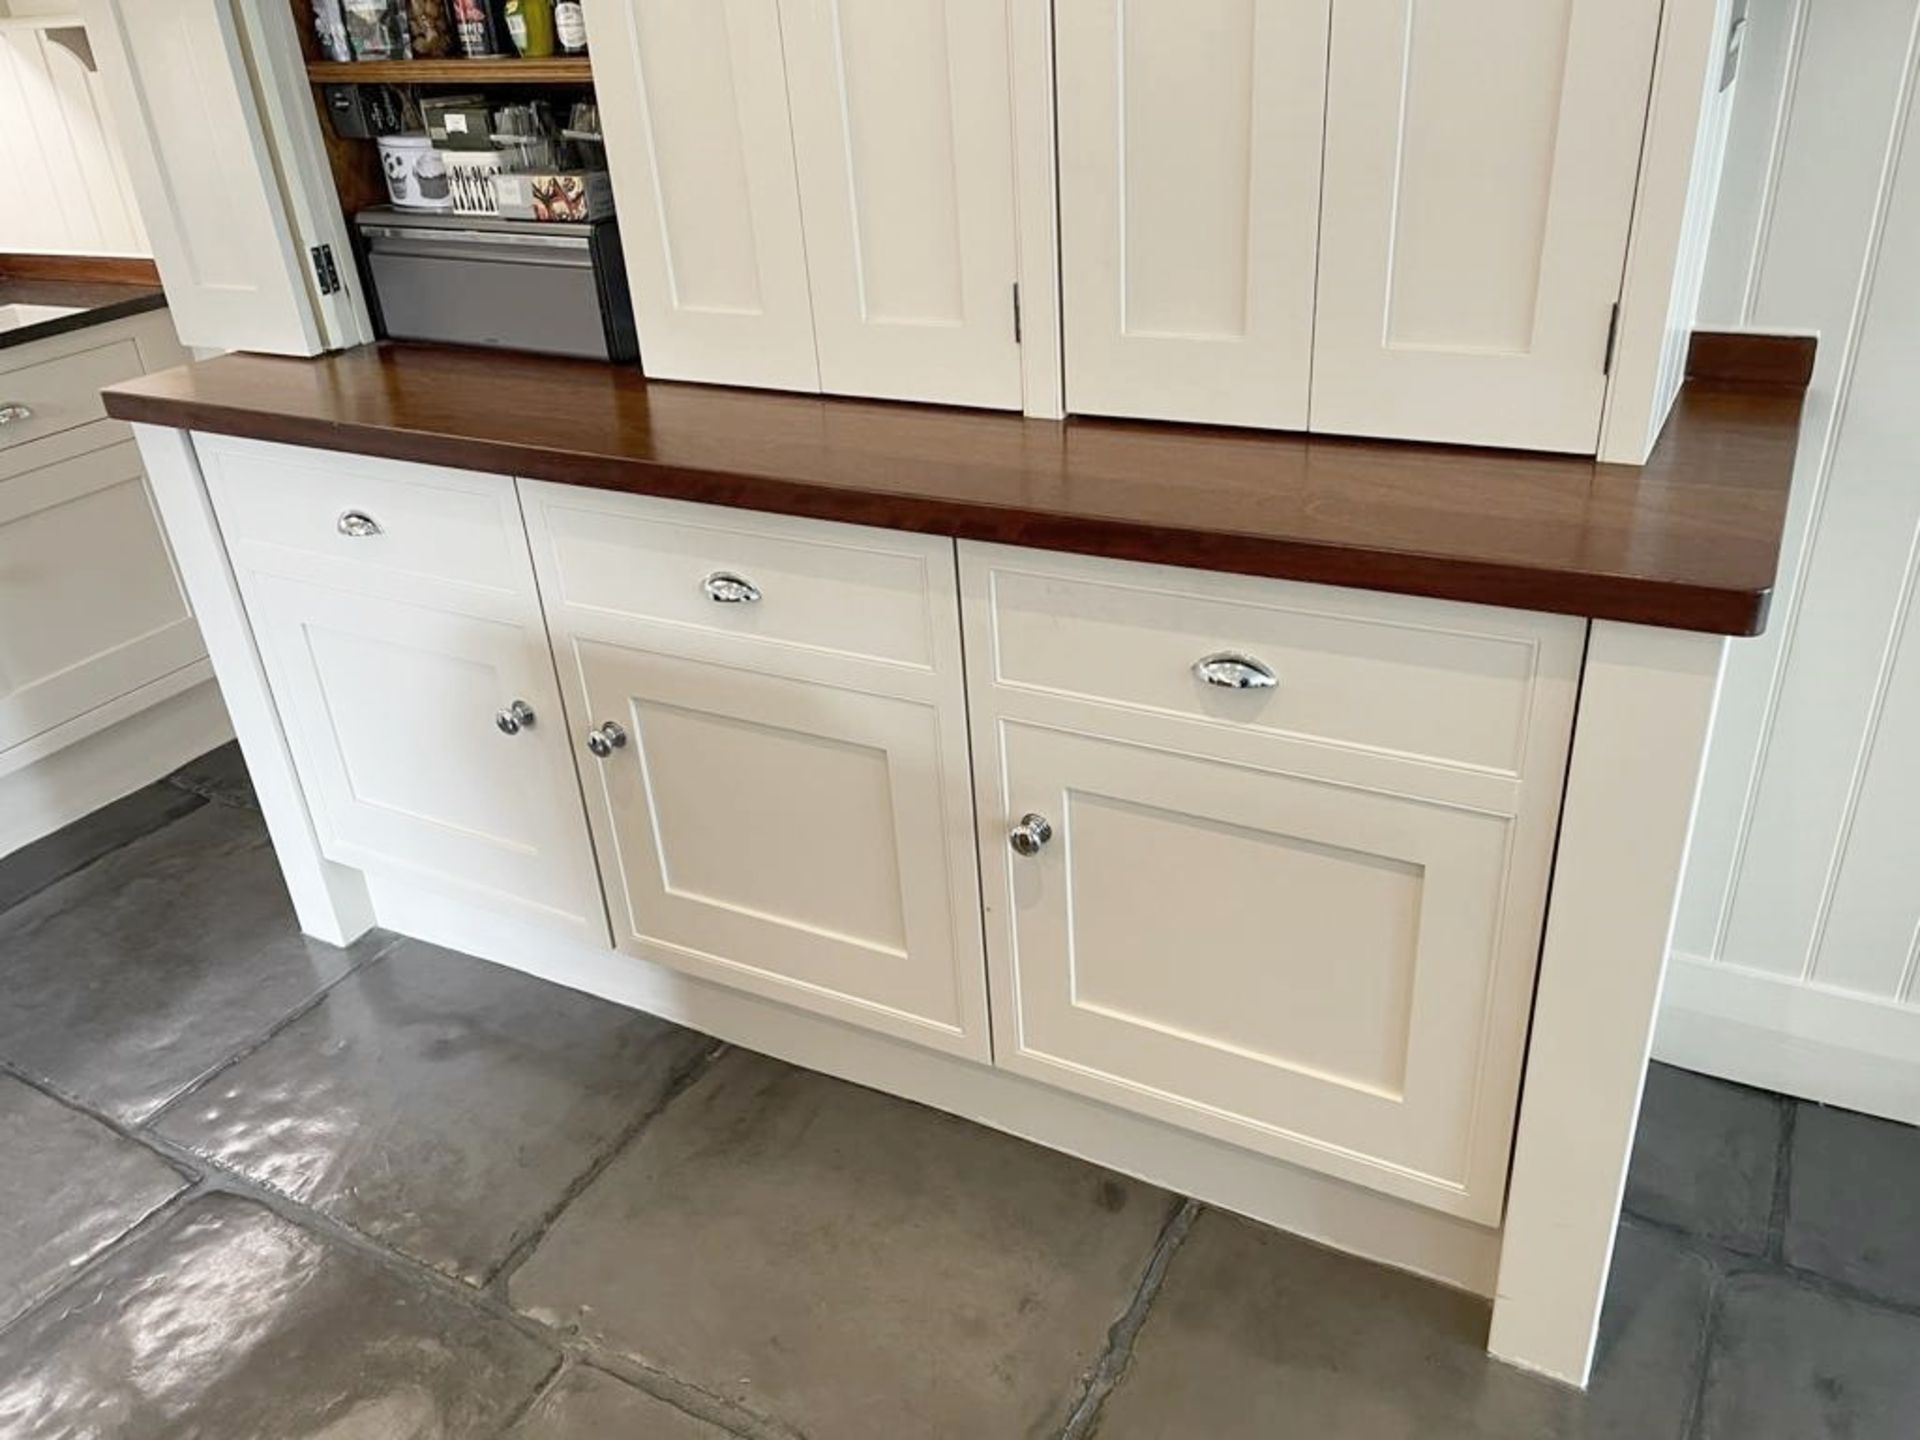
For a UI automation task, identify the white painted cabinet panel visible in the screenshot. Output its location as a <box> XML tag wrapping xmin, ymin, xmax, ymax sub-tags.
<box><xmin>1056</xmin><ymin>0</ymin><xmax>1328</xmax><ymax>428</ymax></box>
<box><xmin>1312</xmin><ymin>0</ymin><xmax>1663</xmax><ymax>452</ymax></box>
<box><xmin>522</xmin><ymin>482</ymin><xmax>989</xmax><ymax>1058</ymax></box>
<box><xmin>0</xmin><ymin>440</ymin><xmax>203</xmax><ymax>753</ymax></box>
<box><xmin>589</xmin><ymin>0</ymin><xmax>819</xmax><ymax>391</ymax></box>
<box><xmin>200</xmin><ymin>439</ymin><xmax>608</xmax><ymax>943</ymax></box>
<box><xmin>777</xmin><ymin>0</ymin><xmax>1023</xmax><ymax>408</ymax></box>
<box><xmin>961</xmin><ymin>542</ymin><xmax>1581</xmax><ymax>1218</ymax></box>
<box><xmin>80</xmin><ymin>0</ymin><xmax>324</xmax><ymax>355</ymax></box>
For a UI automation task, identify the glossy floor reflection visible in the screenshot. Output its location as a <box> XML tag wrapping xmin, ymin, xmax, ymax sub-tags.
<box><xmin>0</xmin><ymin>743</ymin><xmax>1915</xmax><ymax>1438</ymax></box>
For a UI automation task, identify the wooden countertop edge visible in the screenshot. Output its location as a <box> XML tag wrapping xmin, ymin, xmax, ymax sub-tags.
<box><xmin>102</xmin><ymin>385</ymin><xmax>1776</xmax><ymax>636</ymax></box>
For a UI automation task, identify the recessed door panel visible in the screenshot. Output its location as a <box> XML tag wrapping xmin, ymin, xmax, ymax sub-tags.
<box><xmin>1312</xmin><ymin>0</ymin><xmax>1663</xmax><ymax>450</ymax></box>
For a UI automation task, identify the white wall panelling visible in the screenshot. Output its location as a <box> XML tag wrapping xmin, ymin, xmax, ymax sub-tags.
<box><xmin>0</xmin><ymin>13</ymin><xmax>148</xmax><ymax>255</ymax></box>
<box><xmin>1054</xmin><ymin>0</ymin><xmax>1328</xmax><ymax>429</ymax></box>
<box><xmin>1661</xmin><ymin>0</ymin><xmax>1920</xmax><ymax>1124</ymax></box>
<box><xmin>1313</xmin><ymin>0</ymin><xmax>1666</xmax><ymax>453</ymax></box>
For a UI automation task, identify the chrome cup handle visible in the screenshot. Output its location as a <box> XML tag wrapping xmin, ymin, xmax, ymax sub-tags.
<box><xmin>1192</xmin><ymin>652</ymin><xmax>1278</xmax><ymax>690</ymax></box>
<box><xmin>337</xmin><ymin>510</ymin><xmax>382</xmax><ymax>538</ymax></box>
<box><xmin>703</xmin><ymin>571</ymin><xmax>762</xmax><ymax>604</ymax></box>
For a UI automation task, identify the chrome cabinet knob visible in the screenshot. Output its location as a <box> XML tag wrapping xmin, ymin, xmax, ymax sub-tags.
<box><xmin>495</xmin><ymin>700</ymin><xmax>535</xmax><ymax>735</ymax></box>
<box><xmin>1193</xmin><ymin>652</ymin><xmax>1278</xmax><ymax>690</ymax></box>
<box><xmin>702</xmin><ymin>571</ymin><xmax>762</xmax><ymax>604</ymax></box>
<box><xmin>585</xmin><ymin>720</ymin><xmax>628</xmax><ymax>758</ymax></box>
<box><xmin>0</xmin><ymin>403</ymin><xmax>33</xmax><ymax>426</ymax></box>
<box><xmin>337</xmin><ymin>509</ymin><xmax>382</xmax><ymax>538</ymax></box>
<box><xmin>1008</xmin><ymin>813</ymin><xmax>1053</xmax><ymax>857</ymax></box>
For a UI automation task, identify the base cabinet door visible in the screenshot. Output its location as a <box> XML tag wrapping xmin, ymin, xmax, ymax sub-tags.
<box><xmin>962</xmin><ymin>542</ymin><xmax>1582</xmax><ymax>1220</ymax></box>
<box><xmin>522</xmin><ymin>482</ymin><xmax>989</xmax><ymax>1058</ymax></box>
<box><xmin>200</xmin><ymin>437</ymin><xmax>608</xmax><ymax>943</ymax></box>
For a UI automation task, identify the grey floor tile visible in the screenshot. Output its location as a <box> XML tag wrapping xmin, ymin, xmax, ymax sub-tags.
<box><xmin>507</xmin><ymin>1366</ymin><xmax>739</xmax><ymax>1440</ymax></box>
<box><xmin>1784</xmin><ymin>1103</ymin><xmax>1920</xmax><ymax>1307</ymax></box>
<box><xmin>510</xmin><ymin>1050</ymin><xmax>1171</xmax><ymax>1440</ymax></box>
<box><xmin>165</xmin><ymin>740</ymin><xmax>257</xmax><ymax>811</ymax></box>
<box><xmin>0</xmin><ymin>1193</ymin><xmax>554</xmax><ymax>1440</ymax></box>
<box><xmin>1624</xmin><ymin>1062</ymin><xmax>1783</xmax><ymax>1255</ymax></box>
<box><xmin>1091</xmin><ymin>1211</ymin><xmax>1714</xmax><ymax>1440</ymax></box>
<box><xmin>0</xmin><ymin>804</ymin><xmax>382</xmax><ymax>1123</ymax></box>
<box><xmin>1700</xmin><ymin>1271</ymin><xmax>1920</xmax><ymax>1439</ymax></box>
<box><xmin>0</xmin><ymin>1075</ymin><xmax>189</xmax><ymax>1327</ymax></box>
<box><xmin>0</xmin><ymin>783</ymin><xmax>204</xmax><ymax>914</ymax></box>
<box><xmin>155</xmin><ymin>938</ymin><xmax>713</xmax><ymax>1285</ymax></box>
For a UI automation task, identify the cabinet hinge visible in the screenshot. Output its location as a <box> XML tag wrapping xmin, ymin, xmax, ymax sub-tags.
<box><xmin>311</xmin><ymin>244</ymin><xmax>342</xmax><ymax>298</ymax></box>
<box><xmin>1602</xmin><ymin>300</ymin><xmax>1621</xmax><ymax>376</ymax></box>
<box><xmin>1012</xmin><ymin>281</ymin><xmax>1023</xmax><ymax>345</ymax></box>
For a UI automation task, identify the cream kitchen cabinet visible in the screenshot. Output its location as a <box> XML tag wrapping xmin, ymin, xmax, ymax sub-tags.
<box><xmin>519</xmin><ymin>482</ymin><xmax>991</xmax><ymax>1059</ymax></box>
<box><xmin>589</xmin><ymin>0</ymin><xmax>1026</xmax><ymax>410</ymax></box>
<box><xmin>960</xmin><ymin>543</ymin><xmax>1584</xmax><ymax>1220</ymax></box>
<box><xmin>197</xmin><ymin>437</ymin><xmax>609</xmax><ymax>944</ymax></box>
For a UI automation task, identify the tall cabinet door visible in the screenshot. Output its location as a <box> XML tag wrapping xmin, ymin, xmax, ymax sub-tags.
<box><xmin>776</xmin><ymin>0</ymin><xmax>1023</xmax><ymax>409</ymax></box>
<box><xmin>1311</xmin><ymin>0</ymin><xmax>1663</xmax><ymax>452</ymax></box>
<box><xmin>588</xmin><ymin>0</ymin><xmax>820</xmax><ymax>390</ymax></box>
<box><xmin>1056</xmin><ymin>0</ymin><xmax>1329</xmax><ymax>429</ymax></box>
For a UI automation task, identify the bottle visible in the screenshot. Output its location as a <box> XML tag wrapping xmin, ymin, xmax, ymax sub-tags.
<box><xmin>554</xmin><ymin>0</ymin><xmax>587</xmax><ymax>54</ymax></box>
<box><xmin>504</xmin><ymin>0</ymin><xmax>555</xmax><ymax>58</ymax></box>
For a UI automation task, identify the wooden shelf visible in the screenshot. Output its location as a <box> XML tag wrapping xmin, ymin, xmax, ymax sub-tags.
<box><xmin>305</xmin><ymin>56</ymin><xmax>592</xmax><ymax>85</ymax></box>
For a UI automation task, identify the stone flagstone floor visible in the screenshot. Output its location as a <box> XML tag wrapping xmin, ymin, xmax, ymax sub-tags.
<box><xmin>0</xmin><ymin>743</ymin><xmax>1916</xmax><ymax>1438</ymax></box>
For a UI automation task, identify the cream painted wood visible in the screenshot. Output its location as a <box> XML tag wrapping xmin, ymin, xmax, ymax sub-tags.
<box><xmin>0</xmin><ymin>440</ymin><xmax>204</xmax><ymax>753</ymax></box>
<box><xmin>522</xmin><ymin>482</ymin><xmax>988</xmax><ymax>1058</ymax></box>
<box><xmin>131</xmin><ymin>424</ymin><xmax>374</xmax><ymax>945</ymax></box>
<box><xmin>197</xmin><ymin>436</ymin><xmax>606</xmax><ymax>944</ymax></box>
<box><xmin>1312</xmin><ymin>0</ymin><xmax>1664</xmax><ymax>452</ymax></box>
<box><xmin>1054</xmin><ymin>0</ymin><xmax>1327</xmax><ymax>429</ymax></box>
<box><xmin>961</xmin><ymin>543</ymin><xmax>1581</xmax><ymax>1220</ymax></box>
<box><xmin>80</xmin><ymin>0</ymin><xmax>324</xmax><ymax>355</ymax></box>
<box><xmin>0</xmin><ymin>335</ymin><xmax>146</xmax><ymax>455</ymax></box>
<box><xmin>1008</xmin><ymin>0</ymin><xmax>1063</xmax><ymax>419</ymax></box>
<box><xmin>776</xmin><ymin>0</ymin><xmax>1022</xmax><ymax>409</ymax></box>
<box><xmin>1490</xmin><ymin>621</ymin><xmax>1727</xmax><ymax>1387</ymax></box>
<box><xmin>587</xmin><ymin>0</ymin><xmax>819</xmax><ymax>391</ymax></box>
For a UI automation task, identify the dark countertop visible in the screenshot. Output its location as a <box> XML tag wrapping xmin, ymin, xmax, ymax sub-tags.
<box><xmin>0</xmin><ymin>276</ymin><xmax>168</xmax><ymax>351</ymax></box>
<box><xmin>101</xmin><ymin>334</ymin><xmax>1811</xmax><ymax>635</ymax></box>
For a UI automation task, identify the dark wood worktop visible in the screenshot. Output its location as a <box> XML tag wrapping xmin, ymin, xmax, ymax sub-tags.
<box><xmin>101</xmin><ymin>334</ymin><xmax>1810</xmax><ymax>635</ymax></box>
<box><xmin>0</xmin><ymin>254</ymin><xmax>167</xmax><ymax>352</ymax></box>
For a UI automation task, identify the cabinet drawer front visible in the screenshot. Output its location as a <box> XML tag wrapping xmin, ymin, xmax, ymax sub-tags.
<box><xmin>0</xmin><ymin>338</ymin><xmax>144</xmax><ymax>453</ymax></box>
<box><xmin>980</xmin><ymin>719</ymin><xmax>1542</xmax><ymax>1220</ymax></box>
<box><xmin>198</xmin><ymin>436</ymin><xmax>528</xmax><ymax>601</ymax></box>
<box><xmin>973</xmin><ymin>546</ymin><xmax>1581</xmax><ymax>779</ymax></box>
<box><xmin>524</xmin><ymin>485</ymin><xmax>943</xmax><ymax>670</ymax></box>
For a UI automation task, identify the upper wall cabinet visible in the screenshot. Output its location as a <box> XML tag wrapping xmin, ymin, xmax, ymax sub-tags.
<box><xmin>1056</xmin><ymin>0</ymin><xmax>1328</xmax><ymax>430</ymax></box>
<box><xmin>1311</xmin><ymin>0</ymin><xmax>1665</xmax><ymax>452</ymax></box>
<box><xmin>592</xmin><ymin>0</ymin><xmax>1026</xmax><ymax>409</ymax></box>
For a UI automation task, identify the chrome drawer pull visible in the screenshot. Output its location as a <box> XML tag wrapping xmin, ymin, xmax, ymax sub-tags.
<box><xmin>494</xmin><ymin>700</ymin><xmax>535</xmax><ymax>735</ymax></box>
<box><xmin>585</xmin><ymin>720</ymin><xmax>627</xmax><ymax>758</ymax></box>
<box><xmin>337</xmin><ymin>510</ymin><xmax>382</xmax><ymax>538</ymax></box>
<box><xmin>1008</xmin><ymin>813</ymin><xmax>1053</xmax><ymax>856</ymax></box>
<box><xmin>702</xmin><ymin>571</ymin><xmax>761</xmax><ymax>604</ymax></box>
<box><xmin>0</xmin><ymin>403</ymin><xmax>33</xmax><ymax>426</ymax></box>
<box><xmin>1193</xmin><ymin>652</ymin><xmax>1278</xmax><ymax>691</ymax></box>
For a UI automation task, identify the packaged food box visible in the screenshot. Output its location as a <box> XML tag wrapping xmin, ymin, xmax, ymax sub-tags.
<box><xmin>492</xmin><ymin>170</ymin><xmax>613</xmax><ymax>222</ymax></box>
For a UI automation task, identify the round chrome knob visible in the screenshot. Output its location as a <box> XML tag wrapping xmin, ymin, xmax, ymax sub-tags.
<box><xmin>702</xmin><ymin>571</ymin><xmax>762</xmax><ymax>604</ymax></box>
<box><xmin>495</xmin><ymin>700</ymin><xmax>535</xmax><ymax>735</ymax></box>
<box><xmin>585</xmin><ymin>720</ymin><xmax>628</xmax><ymax>758</ymax></box>
<box><xmin>0</xmin><ymin>403</ymin><xmax>33</xmax><ymax>426</ymax></box>
<box><xmin>1008</xmin><ymin>813</ymin><xmax>1053</xmax><ymax>857</ymax></box>
<box><xmin>336</xmin><ymin>509</ymin><xmax>382</xmax><ymax>538</ymax></box>
<box><xmin>1193</xmin><ymin>651</ymin><xmax>1278</xmax><ymax>690</ymax></box>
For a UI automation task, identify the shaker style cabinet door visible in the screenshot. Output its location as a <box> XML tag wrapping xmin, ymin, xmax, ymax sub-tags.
<box><xmin>587</xmin><ymin>0</ymin><xmax>820</xmax><ymax>390</ymax></box>
<box><xmin>197</xmin><ymin>437</ymin><xmax>609</xmax><ymax>944</ymax></box>
<box><xmin>1055</xmin><ymin>0</ymin><xmax>1329</xmax><ymax>428</ymax></box>
<box><xmin>521</xmin><ymin>482</ymin><xmax>990</xmax><ymax>1060</ymax></box>
<box><xmin>1311</xmin><ymin>0</ymin><xmax>1664</xmax><ymax>452</ymax></box>
<box><xmin>776</xmin><ymin>0</ymin><xmax>1023</xmax><ymax>409</ymax></box>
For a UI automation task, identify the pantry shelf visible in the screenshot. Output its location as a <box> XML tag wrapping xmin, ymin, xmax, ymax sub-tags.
<box><xmin>306</xmin><ymin>57</ymin><xmax>592</xmax><ymax>84</ymax></box>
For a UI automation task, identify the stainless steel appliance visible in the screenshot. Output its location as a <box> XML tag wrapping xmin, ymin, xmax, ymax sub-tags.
<box><xmin>354</xmin><ymin>207</ymin><xmax>638</xmax><ymax>363</ymax></box>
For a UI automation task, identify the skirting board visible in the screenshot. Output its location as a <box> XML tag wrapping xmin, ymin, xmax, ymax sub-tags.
<box><xmin>1656</xmin><ymin>953</ymin><xmax>1920</xmax><ymax>1126</ymax></box>
<box><xmin>368</xmin><ymin>874</ymin><xmax>1504</xmax><ymax>1299</ymax></box>
<box><xmin>0</xmin><ymin>676</ymin><xmax>233</xmax><ymax>856</ymax></box>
